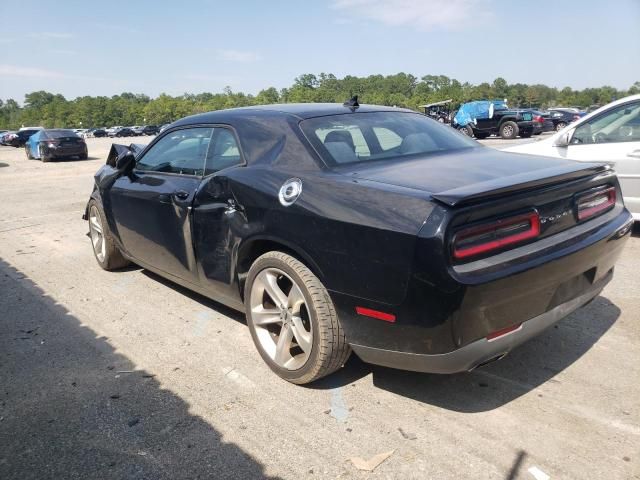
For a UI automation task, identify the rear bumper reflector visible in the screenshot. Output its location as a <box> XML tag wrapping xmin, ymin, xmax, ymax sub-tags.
<box><xmin>356</xmin><ymin>307</ymin><xmax>396</xmax><ymax>323</ymax></box>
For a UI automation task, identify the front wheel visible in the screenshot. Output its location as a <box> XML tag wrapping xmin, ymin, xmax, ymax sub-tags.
<box><xmin>245</xmin><ymin>251</ymin><xmax>351</xmax><ymax>384</ymax></box>
<box><xmin>555</xmin><ymin>122</ymin><xmax>567</xmax><ymax>131</ymax></box>
<box><xmin>459</xmin><ymin>125</ymin><xmax>474</xmax><ymax>137</ymax></box>
<box><xmin>87</xmin><ymin>199</ymin><xmax>130</xmax><ymax>271</ymax></box>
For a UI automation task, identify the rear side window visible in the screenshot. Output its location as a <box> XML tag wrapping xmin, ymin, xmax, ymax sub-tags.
<box><xmin>300</xmin><ymin>111</ymin><xmax>478</xmax><ymax>166</ymax></box>
<box><xmin>204</xmin><ymin>128</ymin><xmax>243</xmax><ymax>175</ymax></box>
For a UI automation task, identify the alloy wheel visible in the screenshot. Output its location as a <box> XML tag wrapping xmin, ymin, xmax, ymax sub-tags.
<box><xmin>503</xmin><ymin>125</ymin><xmax>514</xmax><ymax>137</ymax></box>
<box><xmin>249</xmin><ymin>268</ymin><xmax>313</xmax><ymax>370</ymax></box>
<box><xmin>89</xmin><ymin>205</ymin><xmax>106</xmax><ymax>262</ymax></box>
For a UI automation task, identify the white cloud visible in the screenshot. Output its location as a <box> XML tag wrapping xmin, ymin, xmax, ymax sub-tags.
<box><xmin>217</xmin><ymin>49</ymin><xmax>261</xmax><ymax>63</ymax></box>
<box><xmin>330</xmin><ymin>0</ymin><xmax>492</xmax><ymax>31</ymax></box>
<box><xmin>0</xmin><ymin>64</ymin><xmax>66</xmax><ymax>79</ymax></box>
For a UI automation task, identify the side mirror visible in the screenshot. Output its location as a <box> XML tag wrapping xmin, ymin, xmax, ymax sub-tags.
<box><xmin>553</xmin><ymin>130</ymin><xmax>572</xmax><ymax>148</ymax></box>
<box><xmin>116</xmin><ymin>152</ymin><xmax>136</xmax><ymax>174</ymax></box>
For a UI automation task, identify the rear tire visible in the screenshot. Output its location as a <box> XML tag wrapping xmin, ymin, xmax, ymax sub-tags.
<box><xmin>499</xmin><ymin>121</ymin><xmax>518</xmax><ymax>139</ymax></box>
<box><xmin>87</xmin><ymin>199</ymin><xmax>130</xmax><ymax>271</ymax></box>
<box><xmin>245</xmin><ymin>251</ymin><xmax>351</xmax><ymax>384</ymax></box>
<box><xmin>25</xmin><ymin>145</ymin><xmax>33</xmax><ymax>159</ymax></box>
<box><xmin>38</xmin><ymin>145</ymin><xmax>49</xmax><ymax>162</ymax></box>
<box><xmin>556</xmin><ymin>122</ymin><xmax>567</xmax><ymax>131</ymax></box>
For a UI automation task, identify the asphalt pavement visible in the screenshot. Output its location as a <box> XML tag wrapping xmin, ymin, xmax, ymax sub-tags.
<box><xmin>0</xmin><ymin>137</ymin><xmax>638</xmax><ymax>479</ymax></box>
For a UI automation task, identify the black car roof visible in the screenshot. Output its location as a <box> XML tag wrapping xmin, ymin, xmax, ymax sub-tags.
<box><xmin>173</xmin><ymin>103</ymin><xmax>415</xmax><ymax>126</ymax></box>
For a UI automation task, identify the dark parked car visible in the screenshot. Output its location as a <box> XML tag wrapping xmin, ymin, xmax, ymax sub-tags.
<box><xmin>547</xmin><ymin>109</ymin><xmax>582</xmax><ymax>131</ymax></box>
<box><xmin>142</xmin><ymin>125</ymin><xmax>159</xmax><ymax>135</ymax></box>
<box><xmin>25</xmin><ymin>129</ymin><xmax>88</xmax><ymax>162</ymax></box>
<box><xmin>453</xmin><ymin>101</ymin><xmax>535</xmax><ymax>139</ymax></box>
<box><xmin>6</xmin><ymin>128</ymin><xmax>42</xmax><ymax>147</ymax></box>
<box><xmin>109</xmin><ymin>127</ymin><xmax>136</xmax><ymax>138</ymax></box>
<box><xmin>92</xmin><ymin>128</ymin><xmax>107</xmax><ymax>138</ymax></box>
<box><xmin>526</xmin><ymin>110</ymin><xmax>555</xmax><ymax>135</ymax></box>
<box><xmin>83</xmin><ymin>102</ymin><xmax>633</xmax><ymax>384</ymax></box>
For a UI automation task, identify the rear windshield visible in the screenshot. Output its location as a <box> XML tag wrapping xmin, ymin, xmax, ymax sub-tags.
<box><xmin>46</xmin><ymin>129</ymin><xmax>78</xmax><ymax>138</ymax></box>
<box><xmin>300</xmin><ymin>112</ymin><xmax>478</xmax><ymax>167</ymax></box>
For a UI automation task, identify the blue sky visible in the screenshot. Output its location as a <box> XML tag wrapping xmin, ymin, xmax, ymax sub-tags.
<box><xmin>1</xmin><ymin>0</ymin><xmax>639</xmax><ymax>102</ymax></box>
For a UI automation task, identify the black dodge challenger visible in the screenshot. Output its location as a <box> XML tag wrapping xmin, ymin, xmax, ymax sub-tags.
<box><xmin>83</xmin><ymin>102</ymin><xmax>633</xmax><ymax>384</ymax></box>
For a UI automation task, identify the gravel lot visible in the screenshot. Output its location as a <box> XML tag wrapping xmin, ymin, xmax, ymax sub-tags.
<box><xmin>0</xmin><ymin>137</ymin><xmax>639</xmax><ymax>480</ymax></box>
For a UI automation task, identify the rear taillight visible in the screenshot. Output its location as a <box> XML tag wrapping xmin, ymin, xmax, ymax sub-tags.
<box><xmin>572</xmin><ymin>114</ymin><xmax>580</xmax><ymax>121</ymax></box>
<box><xmin>534</xmin><ymin>115</ymin><xmax>543</xmax><ymax>123</ymax></box>
<box><xmin>452</xmin><ymin>212</ymin><xmax>540</xmax><ymax>260</ymax></box>
<box><xmin>576</xmin><ymin>186</ymin><xmax>616</xmax><ymax>221</ymax></box>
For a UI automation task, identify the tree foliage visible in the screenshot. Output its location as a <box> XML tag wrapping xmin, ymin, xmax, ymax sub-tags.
<box><xmin>1</xmin><ymin>74</ymin><xmax>637</xmax><ymax>129</ymax></box>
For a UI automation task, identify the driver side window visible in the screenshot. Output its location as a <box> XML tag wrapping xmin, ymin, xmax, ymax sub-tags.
<box><xmin>137</xmin><ymin>127</ymin><xmax>213</xmax><ymax>175</ymax></box>
<box><xmin>572</xmin><ymin>101</ymin><xmax>640</xmax><ymax>145</ymax></box>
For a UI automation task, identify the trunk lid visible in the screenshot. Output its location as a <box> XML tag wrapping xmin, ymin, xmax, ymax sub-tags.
<box><xmin>341</xmin><ymin>148</ymin><xmax>610</xmax><ymax>206</ymax></box>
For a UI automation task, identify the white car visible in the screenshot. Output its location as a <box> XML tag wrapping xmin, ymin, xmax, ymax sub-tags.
<box><xmin>505</xmin><ymin>94</ymin><xmax>640</xmax><ymax>220</ymax></box>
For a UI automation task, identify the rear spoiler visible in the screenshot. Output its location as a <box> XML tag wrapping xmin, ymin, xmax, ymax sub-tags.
<box><xmin>432</xmin><ymin>163</ymin><xmax>612</xmax><ymax>207</ymax></box>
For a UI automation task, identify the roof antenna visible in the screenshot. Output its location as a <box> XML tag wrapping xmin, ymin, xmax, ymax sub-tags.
<box><xmin>343</xmin><ymin>95</ymin><xmax>359</xmax><ymax>109</ymax></box>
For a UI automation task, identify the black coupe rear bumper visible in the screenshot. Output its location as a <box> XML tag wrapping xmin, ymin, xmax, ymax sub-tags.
<box><xmin>350</xmin><ymin>271</ymin><xmax>609</xmax><ymax>373</ymax></box>
<box><xmin>333</xmin><ymin>209</ymin><xmax>633</xmax><ymax>373</ymax></box>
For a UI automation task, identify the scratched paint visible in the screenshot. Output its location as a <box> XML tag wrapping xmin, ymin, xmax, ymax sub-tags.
<box><xmin>330</xmin><ymin>388</ymin><xmax>349</xmax><ymax>422</ymax></box>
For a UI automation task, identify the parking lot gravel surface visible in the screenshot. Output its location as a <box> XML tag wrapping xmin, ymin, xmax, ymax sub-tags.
<box><xmin>1</xmin><ymin>137</ymin><xmax>639</xmax><ymax>479</ymax></box>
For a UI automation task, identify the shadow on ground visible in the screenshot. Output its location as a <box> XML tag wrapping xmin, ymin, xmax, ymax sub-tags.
<box><xmin>0</xmin><ymin>257</ymin><xmax>280</xmax><ymax>480</ymax></box>
<box><xmin>310</xmin><ymin>295</ymin><xmax>620</xmax><ymax>413</ymax></box>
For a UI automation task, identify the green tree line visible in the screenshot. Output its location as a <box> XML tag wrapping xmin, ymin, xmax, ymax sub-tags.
<box><xmin>2</xmin><ymin>74</ymin><xmax>639</xmax><ymax>129</ymax></box>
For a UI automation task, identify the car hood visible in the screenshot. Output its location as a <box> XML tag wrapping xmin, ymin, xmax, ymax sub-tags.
<box><xmin>339</xmin><ymin>147</ymin><xmax>608</xmax><ymax>206</ymax></box>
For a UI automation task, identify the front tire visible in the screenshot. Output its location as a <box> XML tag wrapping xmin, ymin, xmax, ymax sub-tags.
<box><xmin>25</xmin><ymin>145</ymin><xmax>33</xmax><ymax>159</ymax></box>
<box><xmin>87</xmin><ymin>199</ymin><xmax>130</xmax><ymax>271</ymax></box>
<box><xmin>555</xmin><ymin>122</ymin><xmax>567</xmax><ymax>131</ymax></box>
<box><xmin>245</xmin><ymin>251</ymin><xmax>351</xmax><ymax>384</ymax></box>
<box><xmin>500</xmin><ymin>121</ymin><xmax>519</xmax><ymax>139</ymax></box>
<box><xmin>459</xmin><ymin>125</ymin><xmax>474</xmax><ymax>137</ymax></box>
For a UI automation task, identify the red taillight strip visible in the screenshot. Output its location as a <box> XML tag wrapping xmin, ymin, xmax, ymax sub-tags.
<box><xmin>453</xmin><ymin>212</ymin><xmax>540</xmax><ymax>260</ymax></box>
<box><xmin>577</xmin><ymin>187</ymin><xmax>616</xmax><ymax>221</ymax></box>
<box><xmin>486</xmin><ymin>323</ymin><xmax>522</xmax><ymax>341</ymax></box>
<box><xmin>355</xmin><ymin>307</ymin><xmax>396</xmax><ymax>323</ymax></box>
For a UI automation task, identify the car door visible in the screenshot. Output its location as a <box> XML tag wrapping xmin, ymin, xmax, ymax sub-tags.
<box><xmin>563</xmin><ymin>100</ymin><xmax>640</xmax><ymax>216</ymax></box>
<box><xmin>107</xmin><ymin>126</ymin><xmax>214</xmax><ymax>284</ymax></box>
<box><xmin>191</xmin><ymin>127</ymin><xmax>246</xmax><ymax>304</ymax></box>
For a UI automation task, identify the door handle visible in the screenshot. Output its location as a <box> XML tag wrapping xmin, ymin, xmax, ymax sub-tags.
<box><xmin>627</xmin><ymin>150</ymin><xmax>640</xmax><ymax>159</ymax></box>
<box><xmin>158</xmin><ymin>190</ymin><xmax>190</xmax><ymax>204</ymax></box>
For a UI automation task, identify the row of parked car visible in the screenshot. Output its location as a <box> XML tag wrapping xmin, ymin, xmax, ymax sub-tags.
<box><xmin>75</xmin><ymin>124</ymin><xmax>170</xmax><ymax>138</ymax></box>
<box><xmin>0</xmin><ymin>124</ymin><xmax>171</xmax><ymax>148</ymax></box>
<box><xmin>421</xmin><ymin>99</ymin><xmax>587</xmax><ymax>139</ymax></box>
